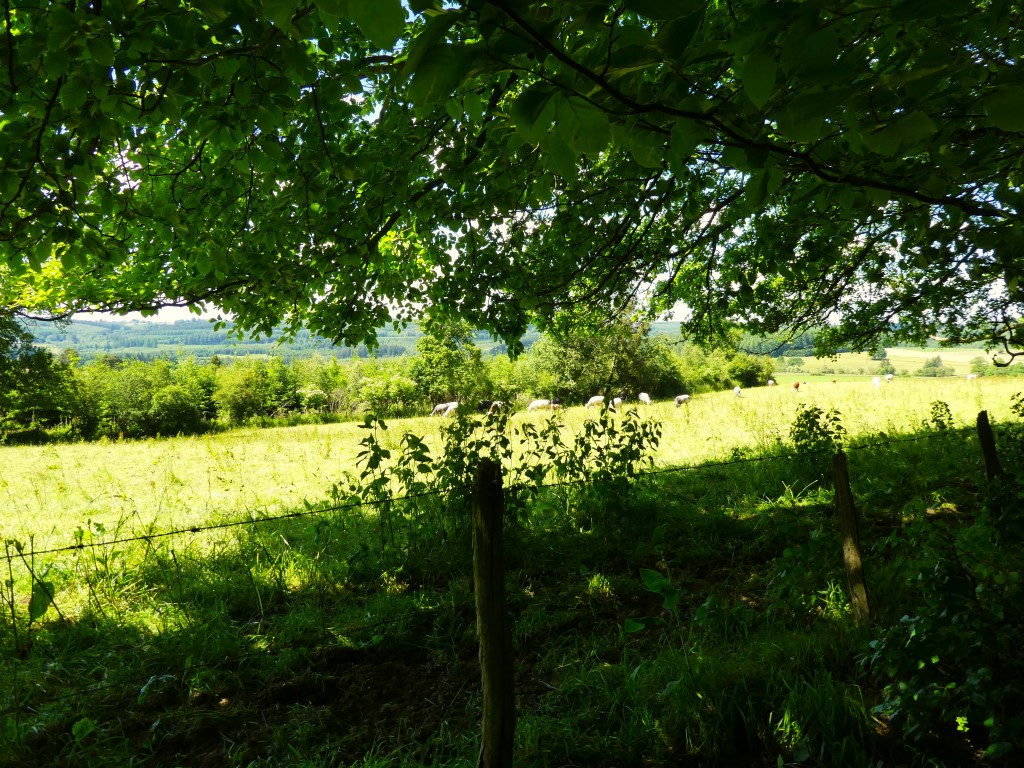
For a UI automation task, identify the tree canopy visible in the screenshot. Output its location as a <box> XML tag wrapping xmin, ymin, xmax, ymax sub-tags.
<box><xmin>1</xmin><ymin>0</ymin><xmax>1022</xmax><ymax>355</ymax></box>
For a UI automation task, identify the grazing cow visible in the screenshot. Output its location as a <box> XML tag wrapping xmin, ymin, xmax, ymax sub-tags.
<box><xmin>675</xmin><ymin>394</ymin><xmax>691</xmax><ymax>407</ymax></box>
<box><xmin>432</xmin><ymin>401</ymin><xmax>459</xmax><ymax>416</ymax></box>
<box><xmin>611</xmin><ymin>396</ymin><xmax>624</xmax><ymax>409</ymax></box>
<box><xmin>585</xmin><ymin>395</ymin><xmax>605</xmax><ymax>408</ymax></box>
<box><xmin>488</xmin><ymin>401</ymin><xmax>505</xmax><ymax>413</ymax></box>
<box><xmin>872</xmin><ymin>376</ymin><xmax>881</xmax><ymax>388</ymax></box>
<box><xmin>967</xmin><ymin>373</ymin><xmax>978</xmax><ymax>381</ymax></box>
<box><xmin>885</xmin><ymin>374</ymin><xmax>894</xmax><ymax>383</ymax></box>
<box><xmin>733</xmin><ymin>386</ymin><xmax>742</xmax><ymax>397</ymax></box>
<box><xmin>551</xmin><ymin>398</ymin><xmax>563</xmax><ymax>410</ymax></box>
<box><xmin>767</xmin><ymin>379</ymin><xmax>776</xmax><ymax>387</ymax></box>
<box><xmin>527</xmin><ymin>399</ymin><xmax>552</xmax><ymax>411</ymax></box>
<box><xmin>638</xmin><ymin>392</ymin><xmax>651</xmax><ymax>405</ymax></box>
<box><xmin>791</xmin><ymin>381</ymin><xmax>800</xmax><ymax>392</ymax></box>
<box><xmin>477</xmin><ymin>400</ymin><xmax>495</xmax><ymax>413</ymax></box>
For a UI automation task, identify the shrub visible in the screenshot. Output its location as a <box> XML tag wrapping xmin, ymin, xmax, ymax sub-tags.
<box><xmin>917</xmin><ymin>356</ymin><xmax>955</xmax><ymax>378</ymax></box>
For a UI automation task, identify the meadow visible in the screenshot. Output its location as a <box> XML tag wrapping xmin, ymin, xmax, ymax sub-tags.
<box><xmin>1</xmin><ymin>375</ymin><xmax>1013</xmax><ymax>548</ymax></box>
<box><xmin>783</xmin><ymin>346</ymin><xmax>991</xmax><ymax>377</ymax></box>
<box><xmin>2</xmin><ymin>376</ymin><xmax>1023</xmax><ymax>767</ymax></box>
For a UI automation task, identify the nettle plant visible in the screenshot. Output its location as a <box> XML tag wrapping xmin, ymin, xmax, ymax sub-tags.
<box><xmin>789</xmin><ymin>404</ymin><xmax>847</xmax><ymax>483</ymax></box>
<box><xmin>862</xmin><ymin>513</ymin><xmax>1024</xmax><ymax>761</ymax></box>
<box><xmin>333</xmin><ymin>407</ymin><xmax>662</xmax><ymax>567</ymax></box>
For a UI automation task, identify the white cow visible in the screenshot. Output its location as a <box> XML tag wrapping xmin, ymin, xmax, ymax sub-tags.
<box><xmin>675</xmin><ymin>394</ymin><xmax>691</xmax><ymax>407</ymax></box>
<box><xmin>432</xmin><ymin>401</ymin><xmax>459</xmax><ymax>416</ymax></box>
<box><xmin>733</xmin><ymin>386</ymin><xmax>742</xmax><ymax>397</ymax></box>
<box><xmin>872</xmin><ymin>376</ymin><xmax>881</xmax><ymax>388</ymax></box>
<box><xmin>527</xmin><ymin>399</ymin><xmax>552</xmax><ymax>411</ymax></box>
<box><xmin>612</xmin><ymin>396</ymin><xmax>624</xmax><ymax>408</ymax></box>
<box><xmin>884</xmin><ymin>374</ymin><xmax>894</xmax><ymax>383</ymax></box>
<box><xmin>767</xmin><ymin>379</ymin><xmax>776</xmax><ymax>387</ymax></box>
<box><xmin>638</xmin><ymin>392</ymin><xmax>651</xmax><ymax>405</ymax></box>
<box><xmin>585</xmin><ymin>395</ymin><xmax>605</xmax><ymax>408</ymax></box>
<box><xmin>967</xmin><ymin>373</ymin><xmax>978</xmax><ymax>381</ymax></box>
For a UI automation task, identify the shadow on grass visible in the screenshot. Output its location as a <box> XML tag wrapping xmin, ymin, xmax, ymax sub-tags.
<box><xmin>1</xmin><ymin>425</ymin><xmax>1005</xmax><ymax>767</ymax></box>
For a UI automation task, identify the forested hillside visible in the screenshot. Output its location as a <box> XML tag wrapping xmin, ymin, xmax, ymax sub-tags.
<box><xmin>24</xmin><ymin>318</ymin><xmax>546</xmax><ymax>361</ymax></box>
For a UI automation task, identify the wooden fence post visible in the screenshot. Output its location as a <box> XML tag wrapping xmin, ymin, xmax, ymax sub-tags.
<box><xmin>976</xmin><ymin>410</ymin><xmax>1003</xmax><ymax>481</ymax></box>
<box><xmin>832</xmin><ymin>451</ymin><xmax>871</xmax><ymax>622</ymax></box>
<box><xmin>473</xmin><ymin>458</ymin><xmax>515</xmax><ymax>768</ymax></box>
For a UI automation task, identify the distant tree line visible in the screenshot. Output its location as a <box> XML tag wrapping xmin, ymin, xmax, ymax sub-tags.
<box><xmin>23</xmin><ymin>318</ymin><xmax>546</xmax><ymax>362</ymax></box>
<box><xmin>2</xmin><ymin>315</ymin><xmax>773</xmax><ymax>444</ymax></box>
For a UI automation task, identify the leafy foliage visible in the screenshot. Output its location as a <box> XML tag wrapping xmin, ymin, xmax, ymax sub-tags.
<box><xmin>863</xmin><ymin>505</ymin><xmax>1024</xmax><ymax>760</ymax></box>
<box><xmin>2</xmin><ymin>1</ymin><xmax>1023</xmax><ymax>357</ymax></box>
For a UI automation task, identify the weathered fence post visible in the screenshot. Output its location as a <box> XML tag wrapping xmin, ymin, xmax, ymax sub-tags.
<box><xmin>473</xmin><ymin>458</ymin><xmax>515</xmax><ymax>768</ymax></box>
<box><xmin>976</xmin><ymin>410</ymin><xmax>1003</xmax><ymax>481</ymax></box>
<box><xmin>832</xmin><ymin>451</ymin><xmax>871</xmax><ymax>622</ymax></box>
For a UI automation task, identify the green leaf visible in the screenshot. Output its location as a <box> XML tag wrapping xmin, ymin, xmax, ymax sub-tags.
<box><xmin>668</xmin><ymin>118</ymin><xmax>706</xmax><ymax>164</ymax></box>
<box><xmin>891</xmin><ymin>0</ymin><xmax>966</xmax><ymax>21</ymax></box>
<box><xmin>782</xmin><ymin>27</ymin><xmax>838</xmax><ymax>77</ymax></box>
<box><xmin>554</xmin><ymin>95</ymin><xmax>611</xmax><ymax>156</ymax></box>
<box><xmin>348</xmin><ymin>0</ymin><xmax>406</xmax><ymax>50</ymax></box>
<box><xmin>29</xmin><ymin>580</ymin><xmax>55</xmax><ymax>623</ymax></box>
<box><xmin>652</xmin><ymin>13</ymin><xmax>704</xmax><ymax>58</ymax></box>
<box><xmin>541</xmin><ymin>133</ymin><xmax>579</xmax><ymax>178</ymax></box>
<box><xmin>985</xmin><ymin>742</ymin><xmax>1014</xmax><ymax>759</ymax></box>
<box><xmin>623</xmin><ymin>617</ymin><xmax>651</xmax><ymax>634</ymax></box>
<box><xmin>738</xmin><ymin>49</ymin><xmax>776</xmax><ymax>109</ymax></box>
<box><xmin>640</xmin><ymin>567</ymin><xmax>670</xmax><ymax>593</ymax></box>
<box><xmin>86</xmin><ymin>36</ymin><xmax>116</xmax><ymax>68</ymax></box>
<box><xmin>272</xmin><ymin>0</ymin><xmax>301</xmax><ymax>29</ymax></box>
<box><xmin>71</xmin><ymin>717</ymin><xmax>95</xmax><ymax>742</ymax></box>
<box><xmin>622</xmin><ymin>0</ymin><xmax>706</xmax><ymax>20</ymax></box>
<box><xmin>627</xmin><ymin>130</ymin><xmax>665</xmax><ymax>168</ymax></box>
<box><xmin>509</xmin><ymin>83</ymin><xmax>556</xmax><ymax>143</ymax></box>
<box><xmin>60</xmin><ymin>81</ymin><xmax>88</xmax><ymax>112</ymax></box>
<box><xmin>405</xmin><ymin>44</ymin><xmax>473</xmax><ymax>106</ymax></box>
<box><xmin>863</xmin><ymin>111</ymin><xmax>938</xmax><ymax>155</ymax></box>
<box><xmin>463</xmin><ymin>91</ymin><xmax>483</xmax><ymax>122</ymax></box>
<box><xmin>984</xmin><ymin>87</ymin><xmax>1024</xmax><ymax>132</ymax></box>
<box><xmin>775</xmin><ymin>112</ymin><xmax>825</xmax><ymax>144</ymax></box>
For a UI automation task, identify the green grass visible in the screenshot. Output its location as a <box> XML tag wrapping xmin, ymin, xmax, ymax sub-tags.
<box><xmin>2</xmin><ymin>377</ymin><xmax>1020</xmax><ymax>548</ymax></box>
<box><xmin>2</xmin><ymin>377</ymin><xmax>1023</xmax><ymax>767</ymax></box>
<box><xmin>785</xmin><ymin>346</ymin><xmax>992</xmax><ymax>377</ymax></box>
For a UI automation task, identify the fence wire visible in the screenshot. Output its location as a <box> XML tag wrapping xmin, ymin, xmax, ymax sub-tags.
<box><xmin>1</xmin><ymin>428</ymin><xmax>968</xmax><ymax>565</ymax></box>
<box><xmin>0</xmin><ymin>424</ymin><xmax>1005</xmax><ymax>720</ymax></box>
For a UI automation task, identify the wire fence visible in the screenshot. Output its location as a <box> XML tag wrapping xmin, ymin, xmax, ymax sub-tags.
<box><xmin>0</xmin><ymin>426</ymin><xmax>975</xmax><ymax>565</ymax></box>
<box><xmin>0</xmin><ymin>420</ymin><xmax>1012</xmax><ymax>721</ymax></box>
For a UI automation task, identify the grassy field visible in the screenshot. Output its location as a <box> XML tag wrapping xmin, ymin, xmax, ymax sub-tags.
<box><xmin>2</xmin><ymin>376</ymin><xmax>1023</xmax><ymax>767</ymax></box>
<box><xmin>784</xmin><ymin>346</ymin><xmax>993</xmax><ymax>377</ymax></box>
<box><xmin>1</xmin><ymin>376</ymin><xmax>1018</xmax><ymax>547</ymax></box>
